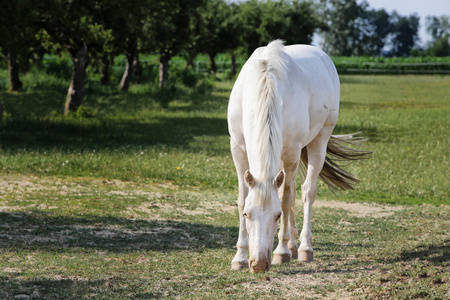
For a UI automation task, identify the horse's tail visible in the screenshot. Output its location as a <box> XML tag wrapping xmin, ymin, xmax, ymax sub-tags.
<box><xmin>252</xmin><ymin>40</ymin><xmax>287</xmax><ymax>181</ymax></box>
<box><xmin>300</xmin><ymin>133</ymin><xmax>372</xmax><ymax>191</ymax></box>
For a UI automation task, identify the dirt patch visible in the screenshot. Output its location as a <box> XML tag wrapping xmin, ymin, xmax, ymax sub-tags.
<box><xmin>239</xmin><ymin>272</ymin><xmax>355</xmax><ymax>299</ymax></box>
<box><xmin>315</xmin><ymin>200</ymin><xmax>404</xmax><ymax>218</ymax></box>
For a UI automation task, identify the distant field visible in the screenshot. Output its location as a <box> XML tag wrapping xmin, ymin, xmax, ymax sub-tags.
<box><xmin>0</xmin><ymin>73</ymin><xmax>449</xmax><ymax>298</ymax></box>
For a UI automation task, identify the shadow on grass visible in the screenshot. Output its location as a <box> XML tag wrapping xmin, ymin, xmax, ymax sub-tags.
<box><xmin>0</xmin><ymin>211</ymin><xmax>237</xmax><ymax>253</ymax></box>
<box><xmin>395</xmin><ymin>239</ymin><xmax>450</xmax><ymax>264</ymax></box>
<box><xmin>0</xmin><ymin>273</ymin><xmax>159</xmax><ymax>299</ymax></box>
<box><xmin>0</xmin><ymin>115</ymin><xmax>228</xmax><ymax>152</ymax></box>
<box><xmin>0</xmin><ymin>79</ymin><xmax>229</xmax><ymax>153</ymax></box>
<box><xmin>0</xmin><ymin>275</ymin><xmax>115</xmax><ymax>299</ymax></box>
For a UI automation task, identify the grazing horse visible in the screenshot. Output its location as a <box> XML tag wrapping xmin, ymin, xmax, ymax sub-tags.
<box><xmin>227</xmin><ymin>40</ymin><xmax>370</xmax><ymax>273</ymax></box>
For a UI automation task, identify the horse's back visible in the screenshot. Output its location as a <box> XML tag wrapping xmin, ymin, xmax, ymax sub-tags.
<box><xmin>228</xmin><ymin>42</ymin><xmax>340</xmax><ymax>151</ymax></box>
<box><xmin>284</xmin><ymin>44</ymin><xmax>339</xmax><ymax>96</ymax></box>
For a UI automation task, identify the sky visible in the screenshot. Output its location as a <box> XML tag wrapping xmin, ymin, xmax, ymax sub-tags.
<box><xmin>364</xmin><ymin>0</ymin><xmax>450</xmax><ymax>45</ymax></box>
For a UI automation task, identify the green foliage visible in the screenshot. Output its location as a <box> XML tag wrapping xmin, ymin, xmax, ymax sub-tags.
<box><xmin>236</xmin><ymin>0</ymin><xmax>323</xmax><ymax>56</ymax></box>
<box><xmin>389</xmin><ymin>11</ymin><xmax>421</xmax><ymax>57</ymax></box>
<box><xmin>40</xmin><ymin>54</ymin><xmax>73</xmax><ymax>80</ymax></box>
<box><xmin>321</xmin><ymin>0</ymin><xmax>422</xmax><ymax>56</ymax></box>
<box><xmin>426</xmin><ymin>35</ymin><xmax>450</xmax><ymax>57</ymax></box>
<box><xmin>425</xmin><ymin>15</ymin><xmax>450</xmax><ymax>41</ymax></box>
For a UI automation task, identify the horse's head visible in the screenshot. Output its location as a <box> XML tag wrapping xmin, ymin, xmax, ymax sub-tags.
<box><xmin>243</xmin><ymin>169</ymin><xmax>284</xmax><ymax>273</ymax></box>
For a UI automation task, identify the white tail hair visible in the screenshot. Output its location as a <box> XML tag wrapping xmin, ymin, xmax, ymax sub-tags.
<box><xmin>252</xmin><ymin>40</ymin><xmax>287</xmax><ymax>185</ymax></box>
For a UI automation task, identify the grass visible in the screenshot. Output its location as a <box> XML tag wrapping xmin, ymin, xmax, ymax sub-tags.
<box><xmin>0</xmin><ymin>176</ymin><xmax>448</xmax><ymax>299</ymax></box>
<box><xmin>0</xmin><ymin>70</ymin><xmax>449</xmax><ymax>298</ymax></box>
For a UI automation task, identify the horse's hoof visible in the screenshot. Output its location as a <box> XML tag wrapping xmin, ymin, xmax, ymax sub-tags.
<box><xmin>272</xmin><ymin>253</ymin><xmax>291</xmax><ymax>265</ymax></box>
<box><xmin>298</xmin><ymin>250</ymin><xmax>314</xmax><ymax>262</ymax></box>
<box><xmin>289</xmin><ymin>247</ymin><xmax>298</xmax><ymax>259</ymax></box>
<box><xmin>231</xmin><ymin>260</ymin><xmax>248</xmax><ymax>270</ymax></box>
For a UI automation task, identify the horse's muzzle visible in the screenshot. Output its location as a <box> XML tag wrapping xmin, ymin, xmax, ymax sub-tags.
<box><xmin>249</xmin><ymin>259</ymin><xmax>270</xmax><ymax>273</ymax></box>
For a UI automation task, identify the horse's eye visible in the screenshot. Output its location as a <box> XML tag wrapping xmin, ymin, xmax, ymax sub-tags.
<box><xmin>275</xmin><ymin>213</ymin><xmax>281</xmax><ymax>222</ymax></box>
<box><xmin>243</xmin><ymin>212</ymin><xmax>248</xmax><ymax>218</ymax></box>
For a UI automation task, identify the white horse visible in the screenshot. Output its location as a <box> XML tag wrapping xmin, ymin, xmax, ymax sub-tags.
<box><xmin>227</xmin><ymin>40</ymin><xmax>370</xmax><ymax>273</ymax></box>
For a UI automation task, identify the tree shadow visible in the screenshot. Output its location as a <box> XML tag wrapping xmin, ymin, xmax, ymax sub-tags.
<box><xmin>0</xmin><ymin>79</ymin><xmax>230</xmax><ymax>154</ymax></box>
<box><xmin>0</xmin><ymin>275</ymin><xmax>115</xmax><ymax>300</ymax></box>
<box><xmin>0</xmin><ymin>115</ymin><xmax>229</xmax><ymax>153</ymax></box>
<box><xmin>393</xmin><ymin>240</ymin><xmax>450</xmax><ymax>265</ymax></box>
<box><xmin>0</xmin><ymin>210</ymin><xmax>238</xmax><ymax>253</ymax></box>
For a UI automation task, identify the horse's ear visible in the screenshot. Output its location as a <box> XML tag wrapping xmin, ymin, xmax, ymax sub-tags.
<box><xmin>244</xmin><ymin>170</ymin><xmax>255</xmax><ymax>188</ymax></box>
<box><xmin>273</xmin><ymin>170</ymin><xmax>285</xmax><ymax>189</ymax></box>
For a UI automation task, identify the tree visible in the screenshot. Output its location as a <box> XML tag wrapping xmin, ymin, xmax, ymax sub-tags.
<box><xmin>0</xmin><ymin>0</ymin><xmax>38</xmax><ymax>92</ymax></box>
<box><xmin>235</xmin><ymin>0</ymin><xmax>264</xmax><ymax>56</ymax></box>
<box><xmin>35</xmin><ymin>0</ymin><xmax>95</xmax><ymax>114</ymax></box>
<box><xmin>425</xmin><ymin>15</ymin><xmax>450</xmax><ymax>56</ymax></box>
<box><xmin>320</xmin><ymin>0</ymin><xmax>368</xmax><ymax>56</ymax></box>
<box><xmin>89</xmin><ymin>1</ymin><xmax>120</xmax><ymax>85</ymax></box>
<box><xmin>220</xmin><ymin>3</ymin><xmax>242</xmax><ymax>76</ymax></box>
<box><xmin>108</xmin><ymin>0</ymin><xmax>151</xmax><ymax>91</ymax></box>
<box><xmin>388</xmin><ymin>11</ymin><xmax>420</xmax><ymax>56</ymax></box>
<box><xmin>193</xmin><ymin>0</ymin><xmax>233</xmax><ymax>74</ymax></box>
<box><xmin>237</xmin><ymin>0</ymin><xmax>324</xmax><ymax>57</ymax></box>
<box><xmin>35</xmin><ymin>0</ymin><xmax>116</xmax><ymax>113</ymax></box>
<box><xmin>359</xmin><ymin>8</ymin><xmax>394</xmax><ymax>56</ymax></box>
<box><xmin>426</xmin><ymin>15</ymin><xmax>450</xmax><ymax>40</ymax></box>
<box><xmin>146</xmin><ymin>0</ymin><xmax>204</xmax><ymax>88</ymax></box>
<box><xmin>278</xmin><ymin>0</ymin><xmax>327</xmax><ymax>45</ymax></box>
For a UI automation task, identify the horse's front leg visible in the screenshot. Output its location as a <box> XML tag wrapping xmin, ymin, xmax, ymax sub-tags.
<box><xmin>272</xmin><ymin>152</ymin><xmax>300</xmax><ymax>265</ymax></box>
<box><xmin>230</xmin><ymin>142</ymin><xmax>250</xmax><ymax>270</ymax></box>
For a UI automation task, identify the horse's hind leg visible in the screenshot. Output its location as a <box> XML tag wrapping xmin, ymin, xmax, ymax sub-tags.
<box><xmin>299</xmin><ymin>131</ymin><xmax>330</xmax><ymax>262</ymax></box>
<box><xmin>230</xmin><ymin>140</ymin><xmax>250</xmax><ymax>270</ymax></box>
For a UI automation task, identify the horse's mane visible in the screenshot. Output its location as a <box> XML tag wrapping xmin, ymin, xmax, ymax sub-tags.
<box><xmin>251</xmin><ymin>40</ymin><xmax>287</xmax><ymax>203</ymax></box>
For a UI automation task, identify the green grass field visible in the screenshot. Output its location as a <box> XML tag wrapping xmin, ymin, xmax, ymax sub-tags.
<box><xmin>0</xmin><ymin>72</ymin><xmax>449</xmax><ymax>298</ymax></box>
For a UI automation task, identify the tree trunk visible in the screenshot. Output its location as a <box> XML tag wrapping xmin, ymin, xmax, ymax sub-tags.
<box><xmin>159</xmin><ymin>52</ymin><xmax>170</xmax><ymax>88</ymax></box>
<box><xmin>133</xmin><ymin>56</ymin><xmax>142</xmax><ymax>84</ymax></box>
<box><xmin>8</xmin><ymin>48</ymin><xmax>23</xmax><ymax>92</ymax></box>
<box><xmin>231</xmin><ymin>53</ymin><xmax>237</xmax><ymax>77</ymax></box>
<box><xmin>65</xmin><ymin>47</ymin><xmax>87</xmax><ymax>114</ymax></box>
<box><xmin>120</xmin><ymin>54</ymin><xmax>134</xmax><ymax>91</ymax></box>
<box><xmin>208</xmin><ymin>53</ymin><xmax>217</xmax><ymax>74</ymax></box>
<box><xmin>100</xmin><ymin>54</ymin><xmax>111</xmax><ymax>85</ymax></box>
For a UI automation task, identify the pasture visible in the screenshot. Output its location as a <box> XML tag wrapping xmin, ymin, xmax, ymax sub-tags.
<box><xmin>0</xmin><ymin>73</ymin><xmax>449</xmax><ymax>298</ymax></box>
